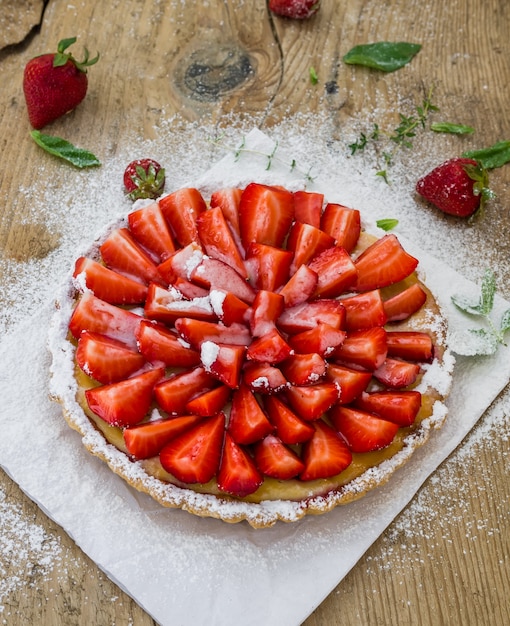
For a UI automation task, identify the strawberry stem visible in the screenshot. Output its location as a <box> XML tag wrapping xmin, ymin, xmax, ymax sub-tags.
<box><xmin>53</xmin><ymin>36</ymin><xmax>100</xmax><ymax>72</ymax></box>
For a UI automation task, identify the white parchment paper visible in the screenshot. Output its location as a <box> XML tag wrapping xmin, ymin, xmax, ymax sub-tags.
<box><xmin>1</xmin><ymin>130</ymin><xmax>509</xmax><ymax>625</ymax></box>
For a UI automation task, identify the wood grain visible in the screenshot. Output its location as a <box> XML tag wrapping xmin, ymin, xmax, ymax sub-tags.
<box><xmin>0</xmin><ymin>0</ymin><xmax>509</xmax><ymax>624</ymax></box>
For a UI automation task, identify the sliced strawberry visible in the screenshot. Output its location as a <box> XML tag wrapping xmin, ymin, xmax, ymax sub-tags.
<box><xmin>144</xmin><ymin>284</ymin><xmax>216</xmax><ymax>324</ymax></box>
<box><xmin>173</xmin><ymin>277</ymin><xmax>209</xmax><ymax>300</ymax></box>
<box><xmin>288</xmin><ymin>322</ymin><xmax>346</xmax><ymax>356</ymax></box>
<box><xmin>253</xmin><ymin>434</ymin><xmax>305</xmax><ymax>480</ymax></box>
<box><xmin>217</xmin><ymin>432</ymin><xmax>263</xmax><ymax>497</ymax></box>
<box><xmin>329</xmin><ymin>406</ymin><xmax>399</xmax><ymax>453</ymax></box>
<box><xmin>293</xmin><ymin>190</ymin><xmax>324</xmax><ymax>227</ymax></box>
<box><xmin>69</xmin><ymin>293</ymin><xmax>142</xmax><ymax>349</ymax></box>
<box><xmin>300</xmin><ymin>421</ymin><xmax>352</xmax><ymax>481</ymax></box>
<box><xmin>238</xmin><ymin>182</ymin><xmax>294</xmax><ymax>249</ymax></box>
<box><xmin>373</xmin><ymin>358</ymin><xmax>421</xmax><ymax>388</ymax></box>
<box><xmin>246</xmin><ymin>328</ymin><xmax>292</xmax><ymax>364</ymax></box>
<box><xmin>333</xmin><ymin>327</ymin><xmax>387</xmax><ymax>371</ymax></box>
<box><xmin>175</xmin><ymin>318</ymin><xmax>250</xmax><ymax>349</ymax></box>
<box><xmin>99</xmin><ymin>228</ymin><xmax>164</xmax><ymax>286</ymax></box>
<box><xmin>154</xmin><ymin>366</ymin><xmax>217</xmax><ymax>415</ymax></box>
<box><xmin>308</xmin><ymin>246</ymin><xmax>358</xmax><ymax>298</ymax></box>
<box><xmin>278</xmin><ymin>264</ymin><xmax>318</xmax><ymax>308</ymax></box>
<box><xmin>264</xmin><ymin>395</ymin><xmax>315</xmax><ymax>444</ymax></box>
<box><xmin>157</xmin><ymin>242</ymin><xmax>204</xmax><ymax>284</ymax></box>
<box><xmin>279</xmin><ymin>352</ymin><xmax>327</xmax><ymax>386</ymax></box>
<box><xmin>286</xmin><ymin>221</ymin><xmax>335</xmax><ymax>273</ymax></box>
<box><xmin>243</xmin><ymin>362</ymin><xmax>287</xmax><ymax>394</ymax></box>
<box><xmin>76</xmin><ymin>331</ymin><xmax>146</xmax><ymax>384</ymax></box>
<box><xmin>285</xmin><ymin>382</ymin><xmax>340</xmax><ymax>421</ymax></box>
<box><xmin>354</xmin><ymin>234</ymin><xmax>418</xmax><ymax>292</ymax></box>
<box><xmin>185</xmin><ymin>385</ymin><xmax>231</xmax><ymax>416</ymax></box>
<box><xmin>124</xmin><ymin>414</ymin><xmax>204</xmax><ymax>459</ymax></box>
<box><xmin>159</xmin><ymin>412</ymin><xmax>225</xmax><ymax>484</ymax></box>
<box><xmin>201</xmin><ymin>342</ymin><xmax>245</xmax><ymax>389</ymax></box>
<box><xmin>320</xmin><ymin>203</ymin><xmax>361</xmax><ymax>253</ymax></box>
<box><xmin>383</xmin><ymin>283</ymin><xmax>427</xmax><ymax>322</ymax></box>
<box><xmin>210</xmin><ymin>187</ymin><xmax>243</xmax><ymax>236</ymax></box>
<box><xmin>325</xmin><ymin>363</ymin><xmax>372</xmax><ymax>404</ymax></box>
<box><xmin>191</xmin><ymin>257</ymin><xmax>255</xmax><ymax>304</ymax></box>
<box><xmin>127</xmin><ymin>202</ymin><xmax>176</xmax><ymax>262</ymax></box>
<box><xmin>227</xmin><ymin>383</ymin><xmax>274</xmax><ymax>444</ymax></box>
<box><xmin>137</xmin><ymin>320</ymin><xmax>201</xmax><ymax>367</ymax></box>
<box><xmin>73</xmin><ymin>257</ymin><xmax>148</xmax><ymax>304</ymax></box>
<box><xmin>250</xmin><ymin>289</ymin><xmax>284</xmax><ymax>336</ymax></box>
<box><xmin>340</xmin><ymin>290</ymin><xmax>387</xmax><ymax>331</ymax></box>
<box><xmin>355</xmin><ymin>390</ymin><xmax>422</xmax><ymax>427</ymax></box>
<box><xmin>197</xmin><ymin>206</ymin><xmax>247</xmax><ymax>278</ymax></box>
<box><xmin>277</xmin><ymin>299</ymin><xmax>346</xmax><ymax>334</ymax></box>
<box><xmin>158</xmin><ymin>188</ymin><xmax>207</xmax><ymax>246</ymax></box>
<box><xmin>244</xmin><ymin>242</ymin><xmax>293</xmax><ymax>292</ymax></box>
<box><xmin>386</xmin><ymin>331</ymin><xmax>433</xmax><ymax>362</ymax></box>
<box><xmin>85</xmin><ymin>367</ymin><xmax>164</xmax><ymax>428</ymax></box>
<box><xmin>209</xmin><ymin>289</ymin><xmax>250</xmax><ymax>326</ymax></box>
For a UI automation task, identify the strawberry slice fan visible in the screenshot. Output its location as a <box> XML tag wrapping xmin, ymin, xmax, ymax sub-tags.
<box><xmin>52</xmin><ymin>180</ymin><xmax>450</xmax><ymax>528</ymax></box>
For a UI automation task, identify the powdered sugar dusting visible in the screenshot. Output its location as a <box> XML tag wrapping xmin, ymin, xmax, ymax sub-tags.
<box><xmin>1</xmin><ymin>112</ymin><xmax>510</xmax><ymax>621</ymax></box>
<box><xmin>0</xmin><ymin>488</ymin><xmax>61</xmax><ymax>614</ymax></box>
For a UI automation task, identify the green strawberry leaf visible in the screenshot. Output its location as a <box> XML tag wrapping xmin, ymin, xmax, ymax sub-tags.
<box><xmin>30</xmin><ymin>131</ymin><xmax>101</xmax><ymax>168</ymax></box>
<box><xmin>376</xmin><ymin>218</ymin><xmax>399</xmax><ymax>231</ymax></box>
<box><xmin>430</xmin><ymin>122</ymin><xmax>475</xmax><ymax>135</ymax></box>
<box><xmin>343</xmin><ymin>42</ymin><xmax>421</xmax><ymax>72</ymax></box>
<box><xmin>462</xmin><ymin>140</ymin><xmax>510</xmax><ymax>170</ymax></box>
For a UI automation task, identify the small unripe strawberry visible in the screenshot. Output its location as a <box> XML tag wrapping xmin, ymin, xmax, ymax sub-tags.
<box><xmin>416</xmin><ymin>157</ymin><xmax>493</xmax><ymax>218</ymax></box>
<box><xmin>23</xmin><ymin>37</ymin><xmax>99</xmax><ymax>129</ymax></box>
<box><xmin>123</xmin><ymin>159</ymin><xmax>166</xmax><ymax>201</ymax></box>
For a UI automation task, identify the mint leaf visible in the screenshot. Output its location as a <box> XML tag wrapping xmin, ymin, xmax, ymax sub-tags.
<box><xmin>451</xmin><ymin>293</ymin><xmax>484</xmax><ymax>316</ymax></box>
<box><xmin>376</xmin><ymin>218</ymin><xmax>398</xmax><ymax>231</ymax></box>
<box><xmin>30</xmin><ymin>131</ymin><xmax>101</xmax><ymax>168</ymax></box>
<box><xmin>430</xmin><ymin>122</ymin><xmax>474</xmax><ymax>135</ymax></box>
<box><xmin>343</xmin><ymin>42</ymin><xmax>421</xmax><ymax>72</ymax></box>
<box><xmin>462</xmin><ymin>140</ymin><xmax>510</xmax><ymax>170</ymax></box>
<box><xmin>479</xmin><ymin>269</ymin><xmax>496</xmax><ymax>315</ymax></box>
<box><xmin>467</xmin><ymin>329</ymin><xmax>500</xmax><ymax>355</ymax></box>
<box><xmin>451</xmin><ymin>269</ymin><xmax>508</xmax><ymax>355</ymax></box>
<box><xmin>500</xmin><ymin>309</ymin><xmax>510</xmax><ymax>335</ymax></box>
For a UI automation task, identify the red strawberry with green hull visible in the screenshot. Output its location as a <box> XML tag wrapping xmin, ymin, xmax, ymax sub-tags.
<box><xmin>23</xmin><ymin>37</ymin><xmax>99</xmax><ymax>129</ymax></box>
<box><xmin>123</xmin><ymin>159</ymin><xmax>166</xmax><ymax>201</ymax></box>
<box><xmin>269</xmin><ymin>0</ymin><xmax>321</xmax><ymax>19</ymax></box>
<box><xmin>416</xmin><ymin>158</ymin><xmax>492</xmax><ymax>218</ymax></box>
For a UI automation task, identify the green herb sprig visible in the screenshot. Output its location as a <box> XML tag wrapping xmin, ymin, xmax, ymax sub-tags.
<box><xmin>451</xmin><ymin>269</ymin><xmax>510</xmax><ymax>355</ymax></box>
<box><xmin>210</xmin><ymin>135</ymin><xmax>316</xmax><ymax>183</ymax></box>
<box><xmin>349</xmin><ymin>87</ymin><xmax>439</xmax><ymax>182</ymax></box>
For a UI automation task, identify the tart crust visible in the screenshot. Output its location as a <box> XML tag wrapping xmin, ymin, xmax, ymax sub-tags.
<box><xmin>49</xmin><ymin>192</ymin><xmax>453</xmax><ymax>529</ymax></box>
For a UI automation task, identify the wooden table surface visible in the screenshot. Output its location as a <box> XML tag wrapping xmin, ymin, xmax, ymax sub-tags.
<box><xmin>1</xmin><ymin>1</ymin><xmax>509</xmax><ymax>624</ymax></box>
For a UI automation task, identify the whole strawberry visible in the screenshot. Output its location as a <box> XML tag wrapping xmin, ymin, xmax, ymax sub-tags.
<box><xmin>269</xmin><ymin>0</ymin><xmax>321</xmax><ymax>19</ymax></box>
<box><xmin>416</xmin><ymin>157</ymin><xmax>493</xmax><ymax>218</ymax></box>
<box><xmin>123</xmin><ymin>159</ymin><xmax>166</xmax><ymax>201</ymax></box>
<box><xmin>23</xmin><ymin>37</ymin><xmax>99</xmax><ymax>129</ymax></box>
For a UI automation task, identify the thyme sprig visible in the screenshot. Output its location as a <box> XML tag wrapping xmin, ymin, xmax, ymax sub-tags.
<box><xmin>349</xmin><ymin>86</ymin><xmax>439</xmax><ymax>182</ymax></box>
<box><xmin>210</xmin><ymin>134</ymin><xmax>316</xmax><ymax>182</ymax></box>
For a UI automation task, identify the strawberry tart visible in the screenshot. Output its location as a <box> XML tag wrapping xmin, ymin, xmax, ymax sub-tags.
<box><xmin>49</xmin><ymin>182</ymin><xmax>453</xmax><ymax>528</ymax></box>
